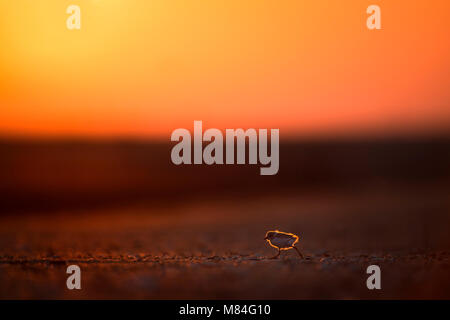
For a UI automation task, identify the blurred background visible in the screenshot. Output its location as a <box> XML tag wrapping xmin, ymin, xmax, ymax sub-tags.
<box><xmin>0</xmin><ymin>0</ymin><xmax>450</xmax><ymax>299</ymax></box>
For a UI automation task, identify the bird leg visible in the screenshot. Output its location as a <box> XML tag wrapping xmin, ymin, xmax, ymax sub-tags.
<box><xmin>270</xmin><ymin>248</ymin><xmax>281</xmax><ymax>259</ymax></box>
<box><xmin>293</xmin><ymin>246</ymin><xmax>304</xmax><ymax>258</ymax></box>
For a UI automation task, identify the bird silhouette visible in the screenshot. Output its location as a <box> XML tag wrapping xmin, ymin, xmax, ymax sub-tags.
<box><xmin>264</xmin><ymin>230</ymin><xmax>304</xmax><ymax>259</ymax></box>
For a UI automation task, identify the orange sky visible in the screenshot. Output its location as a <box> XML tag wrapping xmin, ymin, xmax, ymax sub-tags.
<box><xmin>1</xmin><ymin>0</ymin><xmax>449</xmax><ymax>138</ymax></box>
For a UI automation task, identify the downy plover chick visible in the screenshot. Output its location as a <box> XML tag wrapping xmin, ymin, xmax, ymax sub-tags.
<box><xmin>264</xmin><ymin>230</ymin><xmax>304</xmax><ymax>259</ymax></box>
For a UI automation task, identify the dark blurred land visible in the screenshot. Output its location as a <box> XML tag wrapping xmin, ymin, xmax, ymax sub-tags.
<box><xmin>0</xmin><ymin>137</ymin><xmax>449</xmax><ymax>299</ymax></box>
<box><xmin>1</xmin><ymin>137</ymin><xmax>449</xmax><ymax>214</ymax></box>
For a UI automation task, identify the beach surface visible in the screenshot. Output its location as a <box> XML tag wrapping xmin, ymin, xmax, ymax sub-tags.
<box><xmin>1</xmin><ymin>187</ymin><xmax>449</xmax><ymax>299</ymax></box>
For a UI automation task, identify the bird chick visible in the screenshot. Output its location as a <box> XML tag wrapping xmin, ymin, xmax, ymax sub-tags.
<box><xmin>264</xmin><ymin>230</ymin><xmax>304</xmax><ymax>259</ymax></box>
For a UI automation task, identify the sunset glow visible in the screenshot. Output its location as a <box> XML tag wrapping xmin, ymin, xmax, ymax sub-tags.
<box><xmin>1</xmin><ymin>0</ymin><xmax>449</xmax><ymax>138</ymax></box>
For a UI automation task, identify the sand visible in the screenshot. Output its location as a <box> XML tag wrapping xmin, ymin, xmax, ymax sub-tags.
<box><xmin>1</xmin><ymin>188</ymin><xmax>449</xmax><ymax>299</ymax></box>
